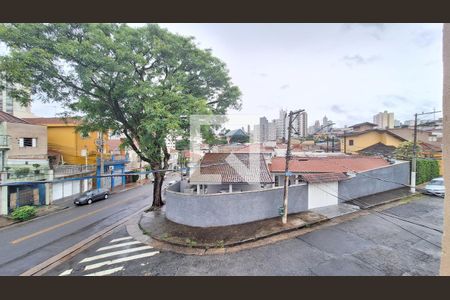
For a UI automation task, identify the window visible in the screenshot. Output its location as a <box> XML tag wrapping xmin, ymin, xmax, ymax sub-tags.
<box><xmin>349</xmin><ymin>139</ymin><xmax>354</xmax><ymax>146</ymax></box>
<box><xmin>19</xmin><ymin>138</ymin><xmax>37</xmax><ymax>148</ymax></box>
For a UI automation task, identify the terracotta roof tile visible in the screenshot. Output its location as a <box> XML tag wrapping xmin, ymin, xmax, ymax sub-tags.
<box><xmin>190</xmin><ymin>153</ymin><xmax>273</xmax><ymax>184</ymax></box>
<box><xmin>269</xmin><ymin>156</ymin><xmax>389</xmax><ymax>173</ymax></box>
<box><xmin>0</xmin><ymin>111</ymin><xmax>31</xmax><ymax>124</ymax></box>
<box><xmin>23</xmin><ymin>117</ymin><xmax>81</xmax><ymax>125</ymax></box>
<box><xmin>301</xmin><ymin>172</ymin><xmax>348</xmax><ymax>183</ymax></box>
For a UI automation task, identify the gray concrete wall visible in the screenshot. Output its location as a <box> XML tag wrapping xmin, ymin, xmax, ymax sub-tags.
<box><xmin>166</xmin><ymin>182</ymin><xmax>308</xmax><ymax>227</ymax></box>
<box><xmin>338</xmin><ymin>161</ymin><xmax>410</xmax><ymax>202</ymax></box>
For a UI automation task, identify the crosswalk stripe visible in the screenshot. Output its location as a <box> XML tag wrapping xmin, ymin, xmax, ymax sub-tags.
<box><xmin>84</xmin><ymin>251</ymin><xmax>160</xmax><ymax>271</ymax></box>
<box><xmin>79</xmin><ymin>246</ymin><xmax>154</xmax><ymax>263</ymax></box>
<box><xmin>109</xmin><ymin>236</ymin><xmax>133</xmax><ymax>243</ymax></box>
<box><xmin>59</xmin><ymin>269</ymin><xmax>73</xmax><ymax>276</ymax></box>
<box><xmin>84</xmin><ymin>266</ymin><xmax>124</xmax><ymax>276</ymax></box>
<box><xmin>96</xmin><ymin>241</ymin><xmax>141</xmax><ymax>251</ymax></box>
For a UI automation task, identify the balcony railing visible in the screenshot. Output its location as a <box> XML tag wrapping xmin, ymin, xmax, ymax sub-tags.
<box><xmin>53</xmin><ymin>164</ymin><xmax>97</xmax><ymax>177</ymax></box>
<box><xmin>0</xmin><ymin>135</ymin><xmax>10</xmax><ymax>149</ymax></box>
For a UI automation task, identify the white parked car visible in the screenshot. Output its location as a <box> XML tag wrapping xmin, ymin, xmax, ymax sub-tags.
<box><xmin>423</xmin><ymin>177</ymin><xmax>445</xmax><ymax>197</ymax></box>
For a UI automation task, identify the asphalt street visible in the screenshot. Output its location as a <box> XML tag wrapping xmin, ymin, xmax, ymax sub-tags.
<box><xmin>0</xmin><ymin>173</ymin><xmax>179</xmax><ymax>275</ymax></box>
<box><xmin>46</xmin><ymin>194</ymin><xmax>444</xmax><ymax>276</ymax></box>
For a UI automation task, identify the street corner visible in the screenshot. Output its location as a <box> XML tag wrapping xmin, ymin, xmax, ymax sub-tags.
<box><xmin>132</xmin><ymin>203</ymin><xmax>354</xmax><ymax>256</ymax></box>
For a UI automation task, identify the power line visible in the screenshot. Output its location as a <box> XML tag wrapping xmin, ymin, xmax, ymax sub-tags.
<box><xmin>312</xmin><ymin>184</ymin><xmax>442</xmax><ymax>249</ymax></box>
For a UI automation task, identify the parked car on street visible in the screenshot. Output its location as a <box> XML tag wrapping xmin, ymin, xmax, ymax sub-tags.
<box><xmin>423</xmin><ymin>177</ymin><xmax>445</xmax><ymax>197</ymax></box>
<box><xmin>74</xmin><ymin>188</ymin><xmax>110</xmax><ymax>205</ymax></box>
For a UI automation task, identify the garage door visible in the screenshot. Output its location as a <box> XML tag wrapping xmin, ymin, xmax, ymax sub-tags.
<box><xmin>308</xmin><ymin>182</ymin><xmax>338</xmax><ymax>209</ymax></box>
<box><xmin>53</xmin><ymin>183</ymin><xmax>63</xmax><ymax>201</ymax></box>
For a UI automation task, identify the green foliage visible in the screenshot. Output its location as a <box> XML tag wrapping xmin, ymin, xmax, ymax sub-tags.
<box><xmin>394</xmin><ymin>141</ymin><xmax>422</xmax><ymax>161</ymax></box>
<box><xmin>32</xmin><ymin>163</ymin><xmax>40</xmax><ymax>169</ymax></box>
<box><xmin>175</xmin><ymin>139</ymin><xmax>189</xmax><ymax>151</ymax></box>
<box><xmin>0</xmin><ymin>23</ymin><xmax>241</xmax><ymax>207</ymax></box>
<box><xmin>416</xmin><ymin>159</ymin><xmax>440</xmax><ymax>185</ymax></box>
<box><xmin>14</xmin><ymin>167</ymin><xmax>30</xmax><ymax>177</ymax></box>
<box><xmin>11</xmin><ymin>205</ymin><xmax>37</xmax><ymax>221</ymax></box>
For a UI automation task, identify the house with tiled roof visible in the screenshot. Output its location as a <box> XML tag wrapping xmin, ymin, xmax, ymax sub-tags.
<box><xmin>341</xmin><ymin>127</ymin><xmax>407</xmax><ymax>154</ymax></box>
<box><xmin>188</xmin><ymin>152</ymin><xmax>273</xmax><ymax>194</ymax></box>
<box><xmin>0</xmin><ymin>111</ymin><xmax>50</xmax><ymax>215</ymax></box>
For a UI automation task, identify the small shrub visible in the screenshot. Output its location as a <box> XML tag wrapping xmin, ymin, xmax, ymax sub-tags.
<box><xmin>11</xmin><ymin>205</ymin><xmax>37</xmax><ymax>221</ymax></box>
<box><xmin>14</xmin><ymin>167</ymin><xmax>30</xmax><ymax>178</ymax></box>
<box><xmin>416</xmin><ymin>159</ymin><xmax>440</xmax><ymax>185</ymax></box>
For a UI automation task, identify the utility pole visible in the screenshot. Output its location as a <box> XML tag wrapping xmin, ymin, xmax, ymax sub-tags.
<box><xmin>98</xmin><ymin>130</ymin><xmax>104</xmax><ymax>190</ymax></box>
<box><xmin>411</xmin><ymin>113</ymin><xmax>418</xmax><ymax>193</ymax></box>
<box><xmin>411</xmin><ymin>110</ymin><xmax>442</xmax><ymax>193</ymax></box>
<box><xmin>332</xmin><ymin>136</ymin><xmax>335</xmax><ymax>153</ymax></box>
<box><xmin>282</xmin><ymin>109</ymin><xmax>304</xmax><ymax>224</ymax></box>
<box><xmin>326</xmin><ymin>135</ymin><xmax>329</xmax><ymax>152</ymax></box>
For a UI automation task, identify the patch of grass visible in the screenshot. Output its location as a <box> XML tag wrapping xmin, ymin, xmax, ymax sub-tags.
<box><xmin>215</xmin><ymin>240</ymin><xmax>225</xmax><ymax>248</ymax></box>
<box><xmin>185</xmin><ymin>238</ymin><xmax>198</xmax><ymax>248</ymax></box>
<box><xmin>160</xmin><ymin>233</ymin><xmax>170</xmax><ymax>240</ymax></box>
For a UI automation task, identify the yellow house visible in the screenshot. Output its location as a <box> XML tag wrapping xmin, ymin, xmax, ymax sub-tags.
<box><xmin>23</xmin><ymin>118</ymin><xmax>109</xmax><ymax>165</ymax></box>
<box><xmin>341</xmin><ymin>129</ymin><xmax>406</xmax><ymax>154</ymax></box>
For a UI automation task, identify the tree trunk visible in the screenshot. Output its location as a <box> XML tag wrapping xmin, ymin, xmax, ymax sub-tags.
<box><xmin>152</xmin><ymin>171</ymin><xmax>165</xmax><ymax>208</ymax></box>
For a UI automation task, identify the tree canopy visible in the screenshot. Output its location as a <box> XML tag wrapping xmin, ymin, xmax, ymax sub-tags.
<box><xmin>0</xmin><ymin>23</ymin><xmax>242</xmax><ymax>207</ymax></box>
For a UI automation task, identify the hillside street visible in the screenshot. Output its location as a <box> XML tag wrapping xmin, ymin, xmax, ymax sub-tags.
<box><xmin>0</xmin><ymin>173</ymin><xmax>179</xmax><ymax>275</ymax></box>
<box><xmin>46</xmin><ymin>194</ymin><xmax>443</xmax><ymax>276</ymax></box>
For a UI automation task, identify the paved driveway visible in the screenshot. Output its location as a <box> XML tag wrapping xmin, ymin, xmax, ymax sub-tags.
<box><xmin>47</xmin><ymin>194</ymin><xmax>443</xmax><ymax>276</ymax></box>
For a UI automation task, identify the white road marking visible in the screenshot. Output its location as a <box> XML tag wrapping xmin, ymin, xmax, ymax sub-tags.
<box><xmin>84</xmin><ymin>266</ymin><xmax>124</xmax><ymax>276</ymax></box>
<box><xmin>79</xmin><ymin>246</ymin><xmax>154</xmax><ymax>263</ymax></box>
<box><xmin>59</xmin><ymin>269</ymin><xmax>73</xmax><ymax>276</ymax></box>
<box><xmin>84</xmin><ymin>251</ymin><xmax>160</xmax><ymax>271</ymax></box>
<box><xmin>109</xmin><ymin>236</ymin><xmax>133</xmax><ymax>243</ymax></box>
<box><xmin>96</xmin><ymin>241</ymin><xmax>141</xmax><ymax>251</ymax></box>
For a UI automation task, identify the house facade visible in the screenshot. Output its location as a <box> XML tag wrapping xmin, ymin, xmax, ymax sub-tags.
<box><xmin>23</xmin><ymin>118</ymin><xmax>110</xmax><ymax>166</ymax></box>
<box><xmin>341</xmin><ymin>129</ymin><xmax>406</xmax><ymax>154</ymax></box>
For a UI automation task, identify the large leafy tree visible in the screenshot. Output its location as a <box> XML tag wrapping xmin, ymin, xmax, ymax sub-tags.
<box><xmin>0</xmin><ymin>23</ymin><xmax>241</xmax><ymax>208</ymax></box>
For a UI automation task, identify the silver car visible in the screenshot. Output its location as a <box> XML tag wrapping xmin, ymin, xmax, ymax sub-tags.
<box><xmin>423</xmin><ymin>177</ymin><xmax>445</xmax><ymax>197</ymax></box>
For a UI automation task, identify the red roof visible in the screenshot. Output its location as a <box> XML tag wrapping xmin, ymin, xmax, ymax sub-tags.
<box><xmin>234</xmin><ymin>144</ymin><xmax>274</xmax><ymax>153</ymax></box>
<box><xmin>0</xmin><ymin>111</ymin><xmax>31</xmax><ymax>124</ymax></box>
<box><xmin>269</xmin><ymin>156</ymin><xmax>389</xmax><ymax>173</ymax></box>
<box><xmin>23</xmin><ymin>117</ymin><xmax>81</xmax><ymax>125</ymax></box>
<box><xmin>190</xmin><ymin>153</ymin><xmax>273</xmax><ymax>184</ymax></box>
<box><xmin>301</xmin><ymin>172</ymin><xmax>348</xmax><ymax>183</ymax></box>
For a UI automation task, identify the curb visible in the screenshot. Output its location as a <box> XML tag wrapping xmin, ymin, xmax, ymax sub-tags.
<box><xmin>354</xmin><ymin>192</ymin><xmax>421</xmax><ymax>210</ymax></box>
<box><xmin>127</xmin><ymin>192</ymin><xmax>422</xmax><ymax>256</ymax></box>
<box><xmin>0</xmin><ymin>182</ymin><xmax>149</xmax><ymax>232</ymax></box>
<box><xmin>126</xmin><ymin>214</ymin><xmax>330</xmax><ymax>256</ymax></box>
<box><xmin>20</xmin><ymin>204</ymin><xmax>150</xmax><ymax>276</ymax></box>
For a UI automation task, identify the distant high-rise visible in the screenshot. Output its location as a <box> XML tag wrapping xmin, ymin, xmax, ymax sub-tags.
<box><xmin>294</xmin><ymin>111</ymin><xmax>308</xmax><ymax>137</ymax></box>
<box><xmin>268</xmin><ymin>120</ymin><xmax>277</xmax><ymax>141</ymax></box>
<box><xmin>275</xmin><ymin>109</ymin><xmax>288</xmax><ymax>141</ymax></box>
<box><xmin>373</xmin><ymin>111</ymin><xmax>394</xmax><ymax>129</ymax></box>
<box><xmin>323</xmin><ymin>116</ymin><xmax>328</xmax><ymax>127</ymax></box>
<box><xmin>0</xmin><ymin>81</ymin><xmax>36</xmax><ymax>118</ymax></box>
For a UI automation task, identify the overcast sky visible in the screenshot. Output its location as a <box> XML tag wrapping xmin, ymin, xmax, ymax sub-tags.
<box><xmin>12</xmin><ymin>23</ymin><xmax>445</xmax><ymax>128</ymax></box>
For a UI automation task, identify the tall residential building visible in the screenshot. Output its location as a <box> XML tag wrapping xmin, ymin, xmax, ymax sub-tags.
<box><xmin>0</xmin><ymin>82</ymin><xmax>36</xmax><ymax>118</ymax></box>
<box><xmin>258</xmin><ymin>117</ymin><xmax>269</xmax><ymax>142</ymax></box>
<box><xmin>323</xmin><ymin>116</ymin><xmax>328</xmax><ymax>127</ymax></box>
<box><xmin>294</xmin><ymin>111</ymin><xmax>308</xmax><ymax>137</ymax></box>
<box><xmin>268</xmin><ymin>120</ymin><xmax>277</xmax><ymax>141</ymax></box>
<box><xmin>373</xmin><ymin>111</ymin><xmax>394</xmax><ymax>129</ymax></box>
<box><xmin>275</xmin><ymin>109</ymin><xmax>288</xmax><ymax>140</ymax></box>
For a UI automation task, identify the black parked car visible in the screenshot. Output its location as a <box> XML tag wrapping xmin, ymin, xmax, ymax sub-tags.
<box><xmin>74</xmin><ymin>188</ymin><xmax>110</xmax><ymax>205</ymax></box>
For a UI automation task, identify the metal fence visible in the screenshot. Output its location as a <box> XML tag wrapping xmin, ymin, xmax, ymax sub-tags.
<box><xmin>53</xmin><ymin>164</ymin><xmax>96</xmax><ymax>177</ymax></box>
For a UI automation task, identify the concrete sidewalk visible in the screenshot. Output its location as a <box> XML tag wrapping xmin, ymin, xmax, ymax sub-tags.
<box><xmin>347</xmin><ymin>187</ymin><xmax>417</xmax><ymax>209</ymax></box>
<box><xmin>134</xmin><ymin>187</ymin><xmax>420</xmax><ymax>254</ymax></box>
<box><xmin>136</xmin><ymin>202</ymin><xmax>360</xmax><ymax>254</ymax></box>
